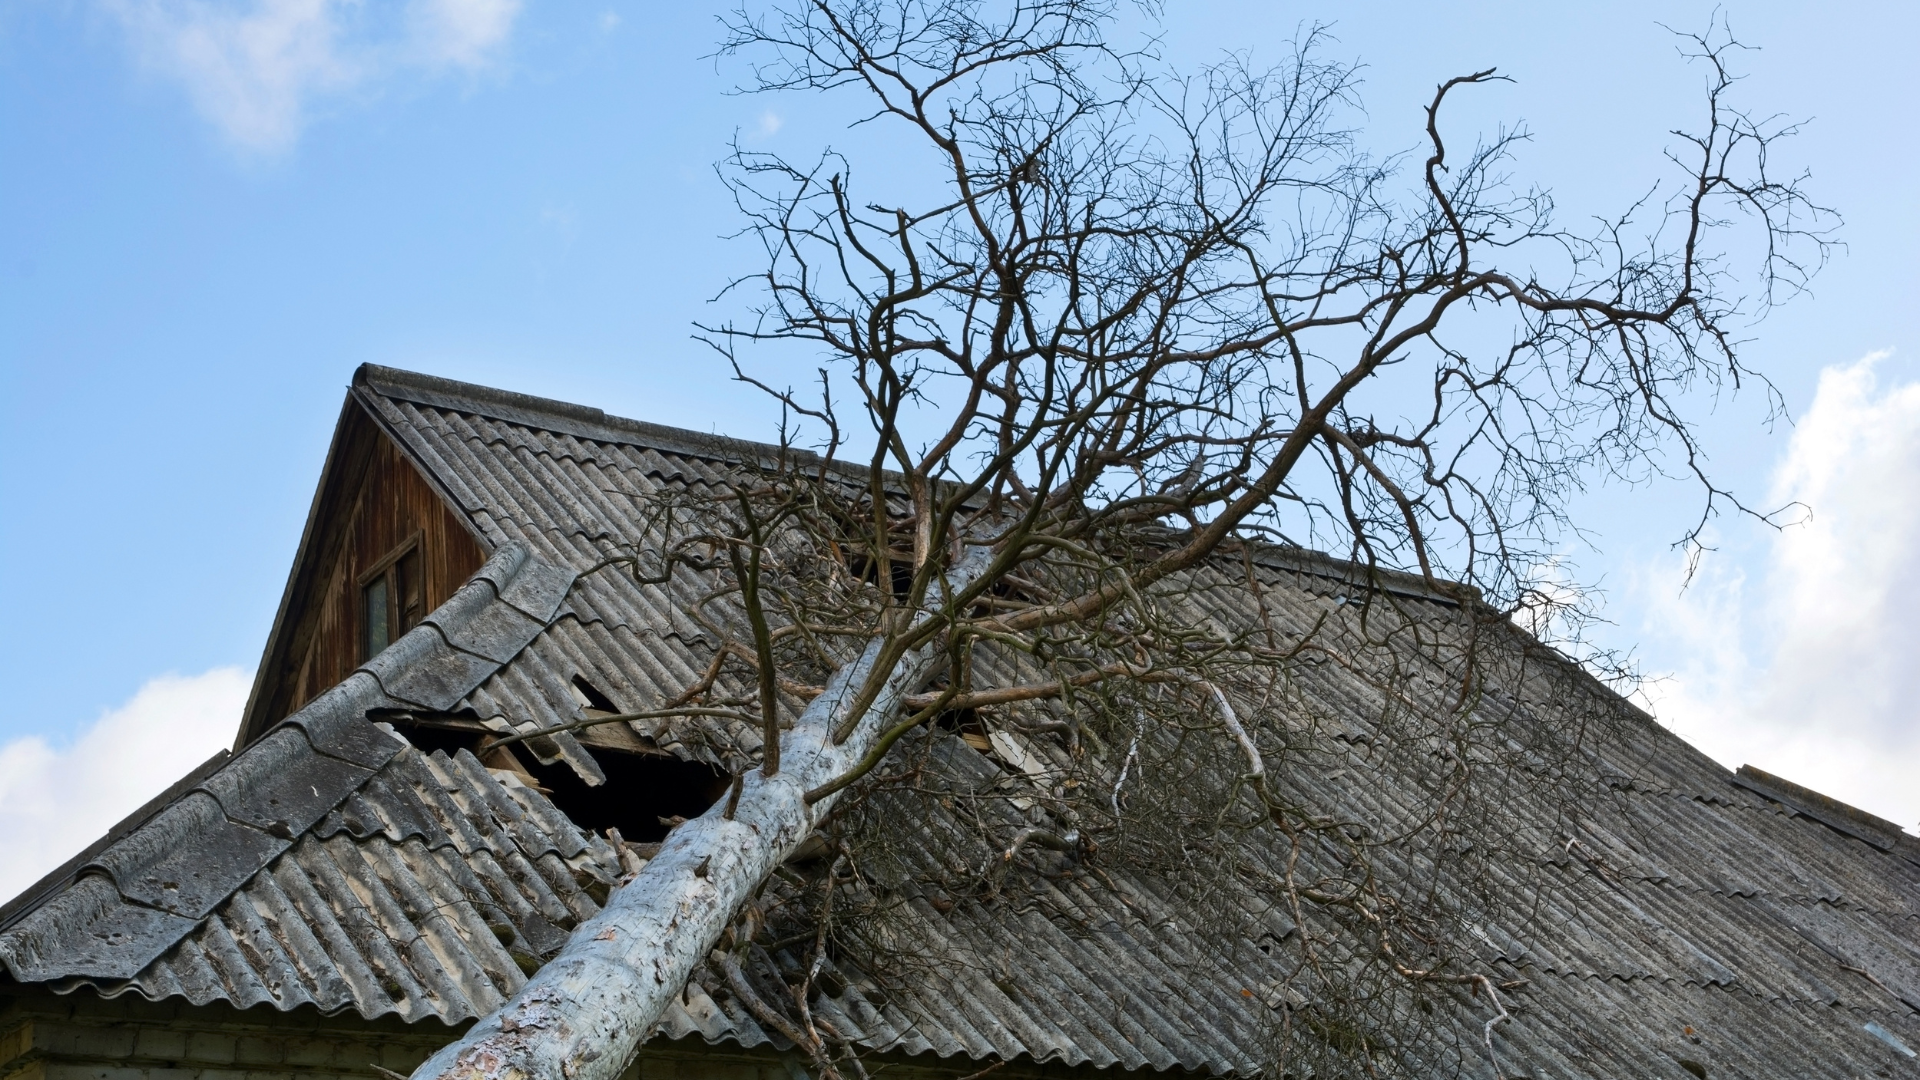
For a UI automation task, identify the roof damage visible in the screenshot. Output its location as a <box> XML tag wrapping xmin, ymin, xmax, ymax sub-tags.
<box><xmin>3</xmin><ymin>365</ymin><xmax>1917</xmax><ymax>1079</ymax></box>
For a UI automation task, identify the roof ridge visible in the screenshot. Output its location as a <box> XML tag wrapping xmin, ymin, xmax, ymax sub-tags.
<box><xmin>1733</xmin><ymin>765</ymin><xmax>1920</xmax><ymax>861</ymax></box>
<box><xmin>355</xmin><ymin>364</ymin><xmax>805</xmax><ymax>470</ymax></box>
<box><xmin>357</xmin><ymin>364</ymin><xmax>1473</xmax><ymax>606</ymax></box>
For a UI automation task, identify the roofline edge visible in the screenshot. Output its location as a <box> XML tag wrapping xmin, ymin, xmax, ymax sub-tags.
<box><xmin>353</xmin><ymin>364</ymin><xmax>1482</xmax><ymax>608</ymax></box>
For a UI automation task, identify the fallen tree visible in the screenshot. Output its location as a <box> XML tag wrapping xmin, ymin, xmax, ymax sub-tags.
<box><xmin>409</xmin><ymin>550</ymin><xmax>990</xmax><ymax>1080</ymax></box>
<box><xmin>413</xmin><ymin>2</ymin><xmax>1829</xmax><ymax>1078</ymax></box>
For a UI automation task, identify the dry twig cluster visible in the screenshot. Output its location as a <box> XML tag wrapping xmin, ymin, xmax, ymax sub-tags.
<box><xmin>507</xmin><ymin>2</ymin><xmax>1829</xmax><ymax>1073</ymax></box>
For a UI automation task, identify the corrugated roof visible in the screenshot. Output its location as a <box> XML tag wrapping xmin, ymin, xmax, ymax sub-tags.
<box><xmin>0</xmin><ymin>541</ymin><xmax>585</xmax><ymax>999</ymax></box>
<box><xmin>5</xmin><ymin>364</ymin><xmax>1919</xmax><ymax>1079</ymax></box>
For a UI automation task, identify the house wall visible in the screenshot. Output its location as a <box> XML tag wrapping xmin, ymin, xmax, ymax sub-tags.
<box><xmin>282</xmin><ymin>425</ymin><xmax>488</xmax><ymax>718</ymax></box>
<box><xmin>0</xmin><ymin>990</ymin><xmax>1133</xmax><ymax>1080</ymax></box>
<box><xmin>0</xmin><ymin>991</ymin><xmax>451</xmax><ymax>1080</ymax></box>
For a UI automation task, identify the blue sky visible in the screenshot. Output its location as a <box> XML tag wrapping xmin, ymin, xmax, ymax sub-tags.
<box><xmin>4</xmin><ymin>0</ymin><xmax>1919</xmax><ymax>886</ymax></box>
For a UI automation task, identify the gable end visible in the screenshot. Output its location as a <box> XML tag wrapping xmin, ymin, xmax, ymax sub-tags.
<box><xmin>238</xmin><ymin>393</ymin><xmax>489</xmax><ymax>747</ymax></box>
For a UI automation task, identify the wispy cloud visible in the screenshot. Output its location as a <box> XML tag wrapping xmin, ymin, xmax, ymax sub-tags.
<box><xmin>106</xmin><ymin>0</ymin><xmax>352</xmax><ymax>152</ymax></box>
<box><xmin>104</xmin><ymin>0</ymin><xmax>523</xmax><ymax>153</ymax></box>
<box><xmin>539</xmin><ymin>204</ymin><xmax>579</xmax><ymax>242</ymax></box>
<box><xmin>408</xmin><ymin>0</ymin><xmax>520</xmax><ymax>69</ymax></box>
<box><xmin>1635</xmin><ymin>351</ymin><xmax>1920</xmax><ymax>831</ymax></box>
<box><xmin>0</xmin><ymin>669</ymin><xmax>249</xmax><ymax>902</ymax></box>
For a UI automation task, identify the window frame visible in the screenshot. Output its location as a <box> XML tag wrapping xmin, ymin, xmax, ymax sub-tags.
<box><xmin>358</xmin><ymin>530</ymin><xmax>425</xmax><ymax>661</ymax></box>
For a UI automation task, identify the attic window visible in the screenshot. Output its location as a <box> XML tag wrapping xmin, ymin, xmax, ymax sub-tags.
<box><xmin>362</xmin><ymin>534</ymin><xmax>425</xmax><ymax>660</ymax></box>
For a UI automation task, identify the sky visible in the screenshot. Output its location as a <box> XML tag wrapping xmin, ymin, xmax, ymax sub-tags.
<box><xmin>3</xmin><ymin>0</ymin><xmax>1919</xmax><ymax>896</ymax></box>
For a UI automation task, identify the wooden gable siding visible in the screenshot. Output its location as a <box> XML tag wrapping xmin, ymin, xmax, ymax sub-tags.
<box><xmin>287</xmin><ymin>431</ymin><xmax>487</xmax><ymax>710</ymax></box>
<box><xmin>240</xmin><ymin>398</ymin><xmax>487</xmax><ymax>745</ymax></box>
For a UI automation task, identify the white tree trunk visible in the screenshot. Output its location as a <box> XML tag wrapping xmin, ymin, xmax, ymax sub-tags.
<box><xmin>411</xmin><ymin>554</ymin><xmax>987</xmax><ymax>1080</ymax></box>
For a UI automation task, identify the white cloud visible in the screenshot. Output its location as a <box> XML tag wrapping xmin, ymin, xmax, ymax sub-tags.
<box><xmin>104</xmin><ymin>0</ymin><xmax>522</xmax><ymax>152</ymax></box>
<box><xmin>106</xmin><ymin>0</ymin><xmax>352</xmax><ymax>152</ymax></box>
<box><xmin>0</xmin><ymin>669</ymin><xmax>249</xmax><ymax>903</ymax></box>
<box><xmin>755</xmin><ymin>110</ymin><xmax>783</xmax><ymax>138</ymax></box>
<box><xmin>1636</xmin><ymin>351</ymin><xmax>1920</xmax><ymax>831</ymax></box>
<box><xmin>409</xmin><ymin>0</ymin><xmax>520</xmax><ymax>69</ymax></box>
<box><xmin>539</xmin><ymin>204</ymin><xmax>579</xmax><ymax>243</ymax></box>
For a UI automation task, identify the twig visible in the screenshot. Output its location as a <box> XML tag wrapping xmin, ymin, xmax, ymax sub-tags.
<box><xmin>953</xmin><ymin>1061</ymin><xmax>1008</xmax><ymax>1080</ymax></box>
<box><xmin>483</xmin><ymin>706</ymin><xmax>755</xmax><ymax>751</ymax></box>
<box><xmin>1471</xmin><ymin>974</ymin><xmax>1511</xmax><ymax>1080</ymax></box>
<box><xmin>719</xmin><ymin>951</ymin><xmax>842</xmax><ymax>1080</ymax></box>
<box><xmin>1110</xmin><ymin>734</ymin><xmax>1141</xmax><ymax>823</ymax></box>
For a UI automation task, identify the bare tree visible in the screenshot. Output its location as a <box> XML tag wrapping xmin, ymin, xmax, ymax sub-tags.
<box><xmin>414</xmin><ymin>4</ymin><xmax>1829</xmax><ymax>1080</ymax></box>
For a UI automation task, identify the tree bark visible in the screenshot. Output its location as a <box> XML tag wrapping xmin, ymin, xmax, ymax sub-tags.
<box><xmin>409</xmin><ymin>553</ymin><xmax>988</xmax><ymax>1080</ymax></box>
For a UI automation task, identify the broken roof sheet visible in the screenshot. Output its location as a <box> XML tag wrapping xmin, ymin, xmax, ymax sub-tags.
<box><xmin>4</xmin><ymin>364</ymin><xmax>1919</xmax><ymax>1079</ymax></box>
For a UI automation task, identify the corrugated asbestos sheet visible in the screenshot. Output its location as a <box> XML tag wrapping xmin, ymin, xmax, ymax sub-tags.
<box><xmin>0</xmin><ymin>542</ymin><xmax>613</xmax><ymax>1022</ymax></box>
<box><xmin>5</xmin><ymin>364</ymin><xmax>1919</xmax><ymax>1080</ymax></box>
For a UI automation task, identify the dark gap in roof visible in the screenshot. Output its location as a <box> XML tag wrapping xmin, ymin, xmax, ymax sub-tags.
<box><xmin>926</xmin><ymin>670</ymin><xmax>990</xmax><ymax>750</ymax></box>
<box><xmin>570</xmin><ymin>675</ymin><xmax>619</xmax><ymax>713</ymax></box>
<box><xmin>934</xmin><ymin>706</ymin><xmax>990</xmax><ymax>752</ymax></box>
<box><xmin>520</xmin><ymin>747</ymin><xmax>729</xmax><ymax>843</ymax></box>
<box><xmin>384</xmin><ymin>712</ymin><xmax>729</xmax><ymax>843</ymax></box>
<box><xmin>390</xmin><ymin>718</ymin><xmax>485</xmax><ymax>761</ymax></box>
<box><xmin>967</xmin><ymin>576</ymin><xmax>1053</xmax><ymax>621</ymax></box>
<box><xmin>839</xmin><ymin>505</ymin><xmax>919</xmax><ymax>601</ymax></box>
<box><xmin>933</xmin><ymin>706</ymin><xmax>983</xmax><ymax>734</ymax></box>
<box><xmin>846</xmin><ymin>547</ymin><xmax>915</xmax><ymax>601</ymax></box>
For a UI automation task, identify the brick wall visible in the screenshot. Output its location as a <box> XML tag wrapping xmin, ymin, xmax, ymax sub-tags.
<box><xmin>0</xmin><ymin>989</ymin><xmax>1141</xmax><ymax>1080</ymax></box>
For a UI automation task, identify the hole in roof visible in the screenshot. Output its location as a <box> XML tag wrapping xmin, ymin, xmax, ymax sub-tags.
<box><xmin>934</xmin><ymin>706</ymin><xmax>990</xmax><ymax>752</ymax></box>
<box><xmin>924</xmin><ymin>673</ymin><xmax>988</xmax><ymax>749</ymax></box>
<box><xmin>846</xmin><ymin>547</ymin><xmax>915</xmax><ymax>601</ymax></box>
<box><xmin>971</xmin><ymin>574</ymin><xmax>1046</xmax><ymax>617</ymax></box>
<box><xmin>570</xmin><ymin>675</ymin><xmax>619</xmax><ymax>714</ymax></box>
<box><xmin>383</xmin><ymin>712</ymin><xmax>728</xmax><ymax>844</ymax></box>
<box><xmin>513</xmin><ymin>747</ymin><xmax>727</xmax><ymax>843</ymax></box>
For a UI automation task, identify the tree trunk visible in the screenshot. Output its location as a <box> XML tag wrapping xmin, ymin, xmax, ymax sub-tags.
<box><xmin>409</xmin><ymin>553</ymin><xmax>988</xmax><ymax>1080</ymax></box>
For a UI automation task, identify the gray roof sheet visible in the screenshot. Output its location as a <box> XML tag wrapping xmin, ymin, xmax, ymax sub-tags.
<box><xmin>4</xmin><ymin>364</ymin><xmax>1918</xmax><ymax>1079</ymax></box>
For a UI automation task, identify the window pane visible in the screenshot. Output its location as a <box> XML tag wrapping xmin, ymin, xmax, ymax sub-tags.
<box><xmin>396</xmin><ymin>548</ymin><xmax>424</xmax><ymax>634</ymax></box>
<box><xmin>364</xmin><ymin>576</ymin><xmax>391</xmax><ymax>659</ymax></box>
